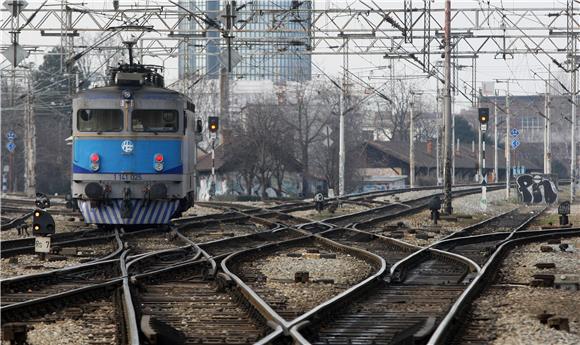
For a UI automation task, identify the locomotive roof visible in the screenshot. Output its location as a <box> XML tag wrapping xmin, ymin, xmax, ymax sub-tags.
<box><xmin>77</xmin><ymin>85</ymin><xmax>180</xmax><ymax>96</ymax></box>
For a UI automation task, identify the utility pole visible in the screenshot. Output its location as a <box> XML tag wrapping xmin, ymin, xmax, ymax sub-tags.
<box><xmin>24</xmin><ymin>74</ymin><xmax>36</xmax><ymax>197</ymax></box>
<box><xmin>436</xmin><ymin>86</ymin><xmax>442</xmax><ymax>185</ymax></box>
<box><xmin>569</xmin><ymin>0</ymin><xmax>577</xmax><ymax>201</ymax></box>
<box><xmin>443</xmin><ymin>0</ymin><xmax>453</xmax><ymax>214</ymax></box>
<box><xmin>220</xmin><ymin>1</ymin><xmax>235</xmax><ymax>127</ymax></box>
<box><xmin>338</xmin><ymin>36</ymin><xmax>348</xmax><ymax>196</ymax></box>
<box><xmin>409</xmin><ymin>92</ymin><xmax>415</xmax><ymax>188</ymax></box>
<box><xmin>494</xmin><ymin>90</ymin><xmax>499</xmax><ymax>182</ymax></box>
<box><xmin>505</xmin><ymin>82</ymin><xmax>511</xmax><ymax>200</ymax></box>
<box><xmin>544</xmin><ymin>74</ymin><xmax>551</xmax><ymax>175</ymax></box>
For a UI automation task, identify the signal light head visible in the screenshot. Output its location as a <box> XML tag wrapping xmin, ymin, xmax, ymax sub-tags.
<box><xmin>208</xmin><ymin>116</ymin><xmax>219</xmax><ymax>133</ymax></box>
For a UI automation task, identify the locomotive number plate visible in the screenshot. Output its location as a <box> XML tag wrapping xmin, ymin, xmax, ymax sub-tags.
<box><xmin>114</xmin><ymin>173</ymin><xmax>143</xmax><ymax>181</ymax></box>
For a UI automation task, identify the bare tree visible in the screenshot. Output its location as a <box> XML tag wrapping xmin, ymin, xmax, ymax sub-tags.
<box><xmin>375</xmin><ymin>80</ymin><xmax>429</xmax><ymax>142</ymax></box>
<box><xmin>310</xmin><ymin>81</ymin><xmax>367</xmax><ymax>193</ymax></box>
<box><xmin>280</xmin><ymin>82</ymin><xmax>330</xmax><ymax>196</ymax></box>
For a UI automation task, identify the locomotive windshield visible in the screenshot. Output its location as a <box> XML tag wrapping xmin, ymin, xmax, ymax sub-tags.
<box><xmin>132</xmin><ymin>109</ymin><xmax>178</xmax><ymax>132</ymax></box>
<box><xmin>77</xmin><ymin>109</ymin><xmax>123</xmax><ymax>132</ymax></box>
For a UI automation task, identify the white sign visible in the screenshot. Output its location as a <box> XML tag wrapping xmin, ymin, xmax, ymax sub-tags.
<box><xmin>35</xmin><ymin>236</ymin><xmax>51</xmax><ymax>253</ymax></box>
<box><xmin>480</xmin><ymin>185</ymin><xmax>487</xmax><ymax>211</ymax></box>
<box><xmin>314</xmin><ymin>192</ymin><xmax>324</xmax><ymax>202</ymax></box>
<box><xmin>2</xmin><ymin>43</ymin><xmax>29</xmax><ymax>67</ymax></box>
<box><xmin>219</xmin><ymin>48</ymin><xmax>242</xmax><ymax>68</ymax></box>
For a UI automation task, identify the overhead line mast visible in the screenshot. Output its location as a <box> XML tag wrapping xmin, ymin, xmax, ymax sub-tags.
<box><xmin>443</xmin><ymin>0</ymin><xmax>453</xmax><ymax>214</ymax></box>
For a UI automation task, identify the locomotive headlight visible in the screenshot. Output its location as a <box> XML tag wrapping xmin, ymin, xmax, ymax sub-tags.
<box><xmin>154</xmin><ymin>162</ymin><xmax>164</xmax><ymax>172</ymax></box>
<box><xmin>90</xmin><ymin>153</ymin><xmax>100</xmax><ymax>171</ymax></box>
<box><xmin>121</xmin><ymin>89</ymin><xmax>132</xmax><ymax>99</ymax></box>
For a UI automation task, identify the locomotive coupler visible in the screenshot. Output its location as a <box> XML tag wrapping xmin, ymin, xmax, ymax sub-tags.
<box><xmin>121</xmin><ymin>188</ymin><xmax>132</xmax><ymax>219</ymax></box>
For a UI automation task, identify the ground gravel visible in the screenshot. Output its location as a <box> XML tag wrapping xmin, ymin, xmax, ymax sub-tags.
<box><xmin>462</xmin><ymin>237</ymin><xmax>580</xmax><ymax>345</ymax></box>
<box><xmin>243</xmin><ymin>246</ymin><xmax>374</xmax><ymax>316</ymax></box>
<box><xmin>181</xmin><ymin>204</ymin><xmax>224</xmax><ymax>217</ymax></box>
<box><xmin>371</xmin><ymin>188</ymin><xmax>517</xmax><ymax>246</ymax></box>
<box><xmin>290</xmin><ymin>203</ymin><xmax>370</xmax><ymax>221</ymax></box>
<box><xmin>0</xmin><ymin>242</ymin><xmax>114</xmax><ymax>278</ymax></box>
<box><xmin>529</xmin><ymin>202</ymin><xmax>580</xmax><ymax>230</ymax></box>
<box><xmin>22</xmin><ymin>301</ymin><xmax>118</xmax><ymax>345</ymax></box>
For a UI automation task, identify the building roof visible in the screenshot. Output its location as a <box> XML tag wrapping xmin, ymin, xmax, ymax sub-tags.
<box><xmin>366</xmin><ymin>140</ymin><xmax>541</xmax><ymax>171</ymax></box>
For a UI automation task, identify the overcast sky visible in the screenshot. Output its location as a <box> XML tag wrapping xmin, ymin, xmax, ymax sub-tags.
<box><xmin>1</xmin><ymin>0</ymin><xmax>577</xmax><ymax>110</ymax></box>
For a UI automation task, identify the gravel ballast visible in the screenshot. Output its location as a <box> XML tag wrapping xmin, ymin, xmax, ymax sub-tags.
<box><xmin>236</xmin><ymin>245</ymin><xmax>375</xmax><ymax>319</ymax></box>
<box><xmin>459</xmin><ymin>237</ymin><xmax>580</xmax><ymax>345</ymax></box>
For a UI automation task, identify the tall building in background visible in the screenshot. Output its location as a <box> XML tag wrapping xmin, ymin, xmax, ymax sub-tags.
<box><xmin>178</xmin><ymin>1</ymin><xmax>312</xmax><ymax>82</ymax></box>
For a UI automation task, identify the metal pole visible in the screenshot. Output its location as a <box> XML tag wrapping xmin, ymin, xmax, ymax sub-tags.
<box><xmin>210</xmin><ymin>138</ymin><xmax>216</xmax><ymax>198</ymax></box>
<box><xmin>544</xmin><ymin>78</ymin><xmax>550</xmax><ymax>174</ymax></box>
<box><xmin>24</xmin><ymin>75</ymin><xmax>36</xmax><ymax>197</ymax></box>
<box><xmin>436</xmin><ymin>88</ymin><xmax>441</xmax><ymax>185</ymax></box>
<box><xmin>338</xmin><ymin>37</ymin><xmax>347</xmax><ymax>196</ymax></box>
<box><xmin>505</xmin><ymin>82</ymin><xmax>511</xmax><ymax>200</ymax></box>
<box><xmin>494</xmin><ymin>90</ymin><xmax>498</xmax><ymax>182</ymax></box>
<box><xmin>443</xmin><ymin>0</ymin><xmax>453</xmax><ymax>214</ymax></box>
<box><xmin>547</xmin><ymin>68</ymin><xmax>551</xmax><ymax>175</ymax></box>
<box><xmin>478</xmin><ymin>124</ymin><xmax>482</xmax><ymax>181</ymax></box>
<box><xmin>571</xmin><ymin>2</ymin><xmax>577</xmax><ymax>201</ymax></box>
<box><xmin>571</xmin><ymin>51</ymin><xmax>577</xmax><ymax>202</ymax></box>
<box><xmin>410</xmin><ymin>94</ymin><xmax>415</xmax><ymax>188</ymax></box>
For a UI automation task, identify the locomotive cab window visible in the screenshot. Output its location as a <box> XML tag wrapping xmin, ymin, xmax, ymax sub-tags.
<box><xmin>132</xmin><ymin>109</ymin><xmax>178</xmax><ymax>132</ymax></box>
<box><xmin>77</xmin><ymin>109</ymin><xmax>123</xmax><ymax>132</ymax></box>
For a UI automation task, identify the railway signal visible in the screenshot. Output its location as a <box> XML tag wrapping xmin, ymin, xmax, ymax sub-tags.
<box><xmin>478</xmin><ymin>107</ymin><xmax>490</xmax><ymax>127</ymax></box>
<box><xmin>32</xmin><ymin>209</ymin><xmax>55</xmax><ymax>235</ymax></box>
<box><xmin>208</xmin><ymin>116</ymin><xmax>219</xmax><ymax>133</ymax></box>
<box><xmin>558</xmin><ymin>201</ymin><xmax>571</xmax><ymax>226</ymax></box>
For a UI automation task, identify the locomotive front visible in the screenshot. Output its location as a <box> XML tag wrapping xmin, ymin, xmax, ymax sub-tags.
<box><xmin>71</xmin><ymin>64</ymin><xmax>196</xmax><ymax>226</ymax></box>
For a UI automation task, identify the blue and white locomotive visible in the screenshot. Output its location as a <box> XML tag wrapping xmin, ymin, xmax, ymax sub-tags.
<box><xmin>71</xmin><ymin>60</ymin><xmax>196</xmax><ymax>226</ymax></box>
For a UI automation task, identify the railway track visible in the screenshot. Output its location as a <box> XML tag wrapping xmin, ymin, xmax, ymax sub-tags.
<box><xmin>224</xmin><ymin>236</ymin><xmax>382</xmax><ymax>322</ymax></box>
<box><xmin>130</xmin><ymin>261</ymin><xmax>273</xmax><ymax>344</ymax></box>
<box><xmin>1</xmin><ymin>259</ymin><xmax>121</xmax><ymax>308</ymax></box>
<box><xmin>428</xmin><ymin>228</ymin><xmax>580</xmax><ymax>345</ymax></box>
<box><xmin>1</xmin><ymin>230</ymin><xmax>123</xmax><ymax>279</ymax></box>
<box><xmin>328</xmin><ymin>186</ymin><xmax>503</xmax><ymax>229</ymax></box>
<box><xmin>435</xmin><ymin>206</ymin><xmax>545</xmax><ymax>266</ymax></box>
<box><xmin>291</xmin><ymin>247</ymin><xmax>474</xmax><ymax>345</ymax></box>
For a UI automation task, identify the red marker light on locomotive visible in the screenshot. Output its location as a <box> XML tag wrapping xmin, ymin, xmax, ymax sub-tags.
<box><xmin>90</xmin><ymin>153</ymin><xmax>100</xmax><ymax>171</ymax></box>
<box><xmin>154</xmin><ymin>153</ymin><xmax>164</xmax><ymax>172</ymax></box>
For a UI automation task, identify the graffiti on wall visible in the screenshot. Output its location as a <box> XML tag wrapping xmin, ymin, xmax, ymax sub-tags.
<box><xmin>516</xmin><ymin>174</ymin><xmax>558</xmax><ymax>204</ymax></box>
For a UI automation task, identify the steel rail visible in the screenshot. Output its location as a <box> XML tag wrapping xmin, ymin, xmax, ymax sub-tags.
<box><xmin>221</xmin><ymin>233</ymin><xmax>386</xmax><ymax>335</ymax></box>
<box><xmin>119</xmin><ymin>250</ymin><xmax>141</xmax><ymax>345</ymax></box>
<box><xmin>428</xmin><ymin>228</ymin><xmax>580</xmax><ymax>345</ymax></box>
<box><xmin>390</xmin><ymin>205</ymin><xmax>545</xmax><ymax>279</ymax></box>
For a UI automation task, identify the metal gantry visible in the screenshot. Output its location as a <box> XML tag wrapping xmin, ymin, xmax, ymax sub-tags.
<box><xmin>1</xmin><ymin>1</ymin><xmax>579</xmax><ymax>199</ymax></box>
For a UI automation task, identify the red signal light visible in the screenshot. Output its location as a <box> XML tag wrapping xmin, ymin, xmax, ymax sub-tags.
<box><xmin>154</xmin><ymin>153</ymin><xmax>164</xmax><ymax>162</ymax></box>
<box><xmin>90</xmin><ymin>153</ymin><xmax>100</xmax><ymax>163</ymax></box>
